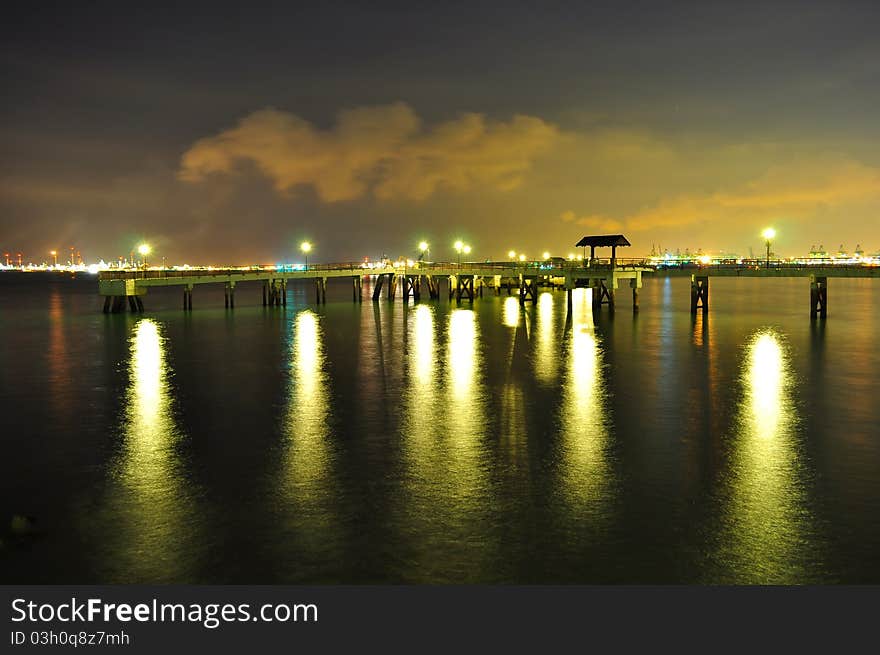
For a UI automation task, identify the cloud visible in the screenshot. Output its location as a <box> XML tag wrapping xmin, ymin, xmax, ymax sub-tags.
<box><xmin>179</xmin><ymin>103</ymin><xmax>559</xmax><ymax>202</ymax></box>
<box><xmin>561</xmin><ymin>158</ymin><xmax>880</xmax><ymax>233</ymax></box>
<box><xmin>560</xmin><ymin>209</ymin><xmax>624</xmax><ymax>233</ymax></box>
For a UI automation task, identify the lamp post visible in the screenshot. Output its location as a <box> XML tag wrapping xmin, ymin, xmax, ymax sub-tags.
<box><xmin>508</xmin><ymin>250</ymin><xmax>516</xmax><ymax>261</ymax></box>
<box><xmin>50</xmin><ymin>250</ymin><xmax>57</xmax><ymax>268</ymax></box>
<box><xmin>762</xmin><ymin>228</ymin><xmax>775</xmax><ymax>268</ymax></box>
<box><xmin>418</xmin><ymin>241</ymin><xmax>429</xmax><ymax>262</ymax></box>
<box><xmin>454</xmin><ymin>240</ymin><xmax>464</xmax><ymax>268</ymax></box>
<box><xmin>138</xmin><ymin>243</ymin><xmax>151</xmax><ymax>271</ymax></box>
<box><xmin>301</xmin><ymin>241</ymin><xmax>312</xmax><ymax>269</ymax></box>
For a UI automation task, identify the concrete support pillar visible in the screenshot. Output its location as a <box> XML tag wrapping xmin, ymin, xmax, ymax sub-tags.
<box><xmin>630</xmin><ymin>278</ymin><xmax>639</xmax><ymax>313</ymax></box>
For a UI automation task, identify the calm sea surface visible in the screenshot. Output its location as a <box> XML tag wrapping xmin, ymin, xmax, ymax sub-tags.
<box><xmin>1</xmin><ymin>272</ymin><xmax>878</xmax><ymax>583</ymax></box>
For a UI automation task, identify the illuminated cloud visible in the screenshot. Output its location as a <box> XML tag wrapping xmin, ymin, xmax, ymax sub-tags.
<box><xmin>562</xmin><ymin>157</ymin><xmax>880</xmax><ymax>233</ymax></box>
<box><xmin>179</xmin><ymin>103</ymin><xmax>559</xmax><ymax>202</ymax></box>
<box><xmin>560</xmin><ymin>209</ymin><xmax>624</xmax><ymax>233</ymax></box>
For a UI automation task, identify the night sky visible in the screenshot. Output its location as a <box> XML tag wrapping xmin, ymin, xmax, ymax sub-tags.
<box><xmin>3</xmin><ymin>1</ymin><xmax>879</xmax><ymax>263</ymax></box>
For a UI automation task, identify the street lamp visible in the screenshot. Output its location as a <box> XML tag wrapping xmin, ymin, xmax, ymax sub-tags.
<box><xmin>762</xmin><ymin>228</ymin><xmax>775</xmax><ymax>268</ymax></box>
<box><xmin>454</xmin><ymin>240</ymin><xmax>464</xmax><ymax>267</ymax></box>
<box><xmin>508</xmin><ymin>250</ymin><xmax>516</xmax><ymax>260</ymax></box>
<box><xmin>50</xmin><ymin>250</ymin><xmax>57</xmax><ymax>267</ymax></box>
<box><xmin>542</xmin><ymin>251</ymin><xmax>550</xmax><ymax>260</ymax></box>
<box><xmin>138</xmin><ymin>243</ymin><xmax>151</xmax><ymax>270</ymax></box>
<box><xmin>418</xmin><ymin>241</ymin><xmax>429</xmax><ymax>262</ymax></box>
<box><xmin>519</xmin><ymin>254</ymin><xmax>526</xmax><ymax>262</ymax></box>
<box><xmin>301</xmin><ymin>241</ymin><xmax>312</xmax><ymax>269</ymax></box>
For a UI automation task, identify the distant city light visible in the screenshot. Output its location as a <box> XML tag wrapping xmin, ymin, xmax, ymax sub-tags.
<box><xmin>418</xmin><ymin>241</ymin><xmax>429</xmax><ymax>253</ymax></box>
<box><xmin>508</xmin><ymin>250</ymin><xmax>516</xmax><ymax>259</ymax></box>
<box><xmin>519</xmin><ymin>254</ymin><xmax>526</xmax><ymax>262</ymax></box>
<box><xmin>463</xmin><ymin>245</ymin><xmax>471</xmax><ymax>255</ymax></box>
<box><xmin>542</xmin><ymin>251</ymin><xmax>550</xmax><ymax>260</ymax></box>
<box><xmin>137</xmin><ymin>243</ymin><xmax>151</xmax><ymax>256</ymax></box>
<box><xmin>454</xmin><ymin>240</ymin><xmax>464</xmax><ymax>252</ymax></box>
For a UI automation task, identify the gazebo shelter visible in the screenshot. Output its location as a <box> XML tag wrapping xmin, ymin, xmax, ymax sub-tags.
<box><xmin>575</xmin><ymin>234</ymin><xmax>631</xmax><ymax>266</ymax></box>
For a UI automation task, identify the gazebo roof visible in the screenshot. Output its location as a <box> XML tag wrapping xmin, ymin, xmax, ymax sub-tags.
<box><xmin>575</xmin><ymin>234</ymin><xmax>631</xmax><ymax>248</ymax></box>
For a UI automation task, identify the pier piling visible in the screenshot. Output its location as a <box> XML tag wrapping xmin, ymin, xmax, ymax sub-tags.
<box><xmin>690</xmin><ymin>275</ymin><xmax>708</xmax><ymax>315</ymax></box>
<box><xmin>810</xmin><ymin>275</ymin><xmax>828</xmax><ymax>319</ymax></box>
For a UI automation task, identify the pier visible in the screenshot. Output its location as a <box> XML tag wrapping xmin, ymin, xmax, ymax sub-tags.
<box><xmin>679</xmin><ymin>264</ymin><xmax>880</xmax><ymax>318</ymax></box>
<box><xmin>98</xmin><ymin>260</ymin><xmax>649</xmax><ymax>313</ymax></box>
<box><xmin>97</xmin><ymin>234</ymin><xmax>880</xmax><ymax>319</ymax></box>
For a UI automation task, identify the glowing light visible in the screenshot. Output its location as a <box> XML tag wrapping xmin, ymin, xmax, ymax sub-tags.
<box><xmin>463</xmin><ymin>245</ymin><xmax>471</xmax><ymax>255</ymax></box>
<box><xmin>508</xmin><ymin>250</ymin><xmax>516</xmax><ymax>259</ymax></box>
<box><xmin>454</xmin><ymin>240</ymin><xmax>464</xmax><ymax>252</ymax></box>
<box><xmin>567</xmin><ymin>253</ymin><xmax>575</xmax><ymax>260</ymax></box>
<box><xmin>542</xmin><ymin>251</ymin><xmax>550</xmax><ymax>260</ymax></box>
<box><xmin>300</xmin><ymin>241</ymin><xmax>312</xmax><ymax>253</ymax></box>
<box><xmin>699</xmin><ymin>254</ymin><xmax>712</xmax><ymax>265</ymax></box>
<box><xmin>762</xmin><ymin>228</ymin><xmax>776</xmax><ymax>241</ymax></box>
<box><xmin>418</xmin><ymin>241</ymin><xmax>429</xmax><ymax>253</ymax></box>
<box><xmin>137</xmin><ymin>243</ymin><xmax>151</xmax><ymax>256</ymax></box>
<box><xmin>518</xmin><ymin>254</ymin><xmax>526</xmax><ymax>262</ymax></box>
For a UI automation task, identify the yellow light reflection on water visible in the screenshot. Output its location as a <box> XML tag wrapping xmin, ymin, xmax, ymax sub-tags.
<box><xmin>535</xmin><ymin>292</ymin><xmax>557</xmax><ymax>383</ymax></box>
<box><xmin>285</xmin><ymin>310</ymin><xmax>330</xmax><ymax>490</ymax></box>
<box><xmin>559</xmin><ymin>289</ymin><xmax>612</xmax><ymax>509</ymax></box>
<box><xmin>714</xmin><ymin>329</ymin><xmax>812</xmax><ymax>583</ymax></box>
<box><xmin>412</xmin><ymin>304</ymin><xmax>435</xmax><ymax>387</ymax></box>
<box><xmin>746</xmin><ymin>333</ymin><xmax>786</xmax><ymax>439</ymax></box>
<box><xmin>445</xmin><ymin>308</ymin><xmax>487</xmax><ymax>478</ymax></box>
<box><xmin>276</xmin><ymin>309</ymin><xmax>338</xmax><ymax>569</ymax></box>
<box><xmin>124</xmin><ymin>320</ymin><xmax>178</xmax><ymax>488</ymax></box>
<box><xmin>111</xmin><ymin>318</ymin><xmax>195</xmax><ymax>582</ymax></box>
<box><xmin>502</xmin><ymin>296</ymin><xmax>520</xmax><ymax>328</ymax></box>
<box><xmin>401</xmin><ymin>304</ymin><xmax>441</xmax><ymax>472</ymax></box>
<box><xmin>448</xmin><ymin>309</ymin><xmax>478</xmax><ymax>403</ymax></box>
